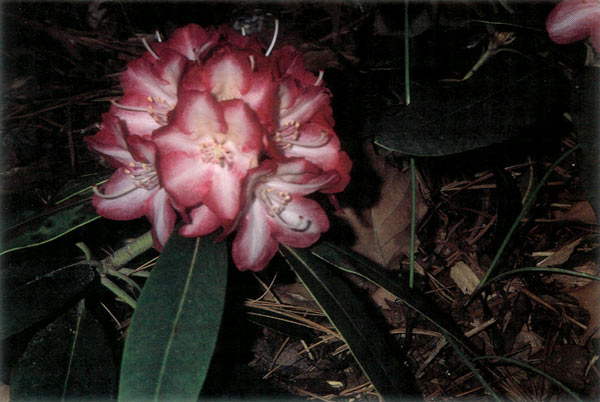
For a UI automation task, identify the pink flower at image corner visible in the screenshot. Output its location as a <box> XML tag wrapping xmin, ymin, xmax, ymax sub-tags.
<box><xmin>86</xmin><ymin>22</ymin><xmax>352</xmax><ymax>271</ymax></box>
<box><xmin>546</xmin><ymin>0</ymin><xmax>600</xmax><ymax>52</ymax></box>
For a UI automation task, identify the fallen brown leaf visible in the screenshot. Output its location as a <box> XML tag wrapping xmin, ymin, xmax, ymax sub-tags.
<box><xmin>570</xmin><ymin>281</ymin><xmax>600</xmax><ymax>341</ymax></box>
<box><xmin>341</xmin><ymin>144</ymin><xmax>428</xmax><ymax>268</ymax></box>
<box><xmin>552</xmin><ymin>201</ymin><xmax>598</xmax><ymax>225</ymax></box>
<box><xmin>536</xmin><ymin>237</ymin><xmax>583</xmax><ymax>267</ymax></box>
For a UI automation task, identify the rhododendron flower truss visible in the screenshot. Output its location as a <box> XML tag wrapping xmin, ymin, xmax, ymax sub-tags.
<box><xmin>154</xmin><ymin>90</ymin><xmax>263</xmax><ymax>222</ymax></box>
<box><xmin>546</xmin><ymin>0</ymin><xmax>600</xmax><ymax>53</ymax></box>
<box><xmin>87</xmin><ymin>22</ymin><xmax>352</xmax><ymax>258</ymax></box>
<box><xmin>86</xmin><ymin>115</ymin><xmax>176</xmax><ymax>250</ymax></box>
<box><xmin>232</xmin><ymin>159</ymin><xmax>340</xmax><ymax>272</ymax></box>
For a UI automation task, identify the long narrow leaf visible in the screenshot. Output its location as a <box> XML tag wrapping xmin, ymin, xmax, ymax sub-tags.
<box><xmin>281</xmin><ymin>246</ymin><xmax>417</xmax><ymax>398</ymax></box>
<box><xmin>1</xmin><ymin>201</ymin><xmax>100</xmax><ymax>256</ymax></box>
<box><xmin>487</xmin><ymin>267</ymin><xmax>600</xmax><ymax>284</ymax></box>
<box><xmin>2</xmin><ymin>261</ymin><xmax>96</xmax><ymax>339</ymax></box>
<box><xmin>10</xmin><ymin>300</ymin><xmax>116</xmax><ymax>401</ymax></box>
<box><xmin>311</xmin><ymin>242</ymin><xmax>475</xmax><ymax>353</ymax></box>
<box><xmin>118</xmin><ymin>232</ymin><xmax>227</xmax><ymax>402</ymax></box>
<box><xmin>473</xmin><ymin>356</ymin><xmax>583</xmax><ymax>402</ymax></box>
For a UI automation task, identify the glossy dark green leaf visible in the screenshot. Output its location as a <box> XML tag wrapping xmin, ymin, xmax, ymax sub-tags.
<box><xmin>1</xmin><ymin>261</ymin><xmax>97</xmax><ymax>339</ymax></box>
<box><xmin>10</xmin><ymin>300</ymin><xmax>116</xmax><ymax>401</ymax></box>
<box><xmin>281</xmin><ymin>246</ymin><xmax>416</xmax><ymax>398</ymax></box>
<box><xmin>311</xmin><ymin>242</ymin><xmax>475</xmax><ymax>353</ymax></box>
<box><xmin>118</xmin><ymin>232</ymin><xmax>228</xmax><ymax>402</ymax></box>
<box><xmin>371</xmin><ymin>64</ymin><xmax>566</xmax><ymax>156</ymax></box>
<box><xmin>1</xmin><ymin>201</ymin><xmax>100</xmax><ymax>255</ymax></box>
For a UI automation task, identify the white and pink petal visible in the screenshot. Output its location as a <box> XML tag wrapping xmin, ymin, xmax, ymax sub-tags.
<box><xmin>146</xmin><ymin>188</ymin><xmax>176</xmax><ymax>250</ymax></box>
<box><xmin>232</xmin><ymin>201</ymin><xmax>279</xmax><ymax>272</ymax></box>
<box><xmin>546</xmin><ymin>0</ymin><xmax>600</xmax><ymax>52</ymax></box>
<box><xmin>93</xmin><ymin>169</ymin><xmax>154</xmax><ymax>220</ymax></box>
<box><xmin>179</xmin><ymin>204</ymin><xmax>222</xmax><ymax>237</ymax></box>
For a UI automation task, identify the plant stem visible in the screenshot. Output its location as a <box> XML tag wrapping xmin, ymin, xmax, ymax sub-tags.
<box><xmin>409</xmin><ymin>158</ymin><xmax>416</xmax><ymax>288</ymax></box>
<box><xmin>100</xmin><ymin>230</ymin><xmax>154</xmax><ymax>273</ymax></box>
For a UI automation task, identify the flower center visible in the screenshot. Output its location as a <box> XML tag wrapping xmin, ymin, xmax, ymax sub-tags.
<box><xmin>258</xmin><ymin>185</ymin><xmax>310</xmax><ymax>231</ymax></box>
<box><xmin>93</xmin><ymin>162</ymin><xmax>159</xmax><ymax>199</ymax></box>
<box><xmin>125</xmin><ymin>162</ymin><xmax>160</xmax><ymax>190</ymax></box>
<box><xmin>272</xmin><ymin>121</ymin><xmax>331</xmax><ymax>150</ymax></box>
<box><xmin>200</xmin><ymin>139</ymin><xmax>233</xmax><ymax>167</ymax></box>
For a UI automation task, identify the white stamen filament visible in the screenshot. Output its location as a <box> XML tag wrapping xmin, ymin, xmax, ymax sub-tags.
<box><xmin>93</xmin><ymin>163</ymin><xmax>159</xmax><ymax>199</ymax></box>
<box><xmin>265</xmin><ymin>18</ymin><xmax>279</xmax><ymax>57</ymax></box>
<box><xmin>110</xmin><ymin>99</ymin><xmax>147</xmax><ymax>113</ymax></box>
<box><xmin>249</xmin><ymin>55</ymin><xmax>255</xmax><ymax>71</ymax></box>
<box><xmin>281</xmin><ymin>130</ymin><xmax>331</xmax><ymax>148</ymax></box>
<box><xmin>315</xmin><ymin>70</ymin><xmax>324</xmax><ymax>86</ymax></box>
<box><xmin>274</xmin><ymin>121</ymin><xmax>331</xmax><ymax>149</ymax></box>
<box><xmin>241</xmin><ymin>26</ymin><xmax>246</xmax><ymax>36</ymax></box>
<box><xmin>141</xmin><ymin>37</ymin><xmax>160</xmax><ymax>60</ymax></box>
<box><xmin>155</xmin><ymin>30</ymin><xmax>162</xmax><ymax>42</ymax></box>
<box><xmin>259</xmin><ymin>187</ymin><xmax>311</xmax><ymax>231</ymax></box>
<box><xmin>93</xmin><ymin>184</ymin><xmax>138</xmax><ymax>199</ymax></box>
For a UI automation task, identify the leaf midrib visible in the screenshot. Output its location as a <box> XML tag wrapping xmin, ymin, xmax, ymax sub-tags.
<box><xmin>153</xmin><ymin>237</ymin><xmax>201</xmax><ymax>400</ymax></box>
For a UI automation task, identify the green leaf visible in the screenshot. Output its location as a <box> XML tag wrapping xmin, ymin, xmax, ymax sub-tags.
<box><xmin>118</xmin><ymin>232</ymin><xmax>228</xmax><ymax>402</ymax></box>
<box><xmin>1</xmin><ymin>201</ymin><xmax>100</xmax><ymax>256</ymax></box>
<box><xmin>10</xmin><ymin>300</ymin><xmax>116</xmax><ymax>401</ymax></box>
<box><xmin>311</xmin><ymin>242</ymin><xmax>475</xmax><ymax>353</ymax></box>
<box><xmin>1</xmin><ymin>261</ymin><xmax>96</xmax><ymax>339</ymax></box>
<box><xmin>246</xmin><ymin>307</ymin><xmax>316</xmax><ymax>340</ymax></box>
<box><xmin>281</xmin><ymin>246</ymin><xmax>416</xmax><ymax>398</ymax></box>
<box><xmin>371</xmin><ymin>64</ymin><xmax>566</xmax><ymax>156</ymax></box>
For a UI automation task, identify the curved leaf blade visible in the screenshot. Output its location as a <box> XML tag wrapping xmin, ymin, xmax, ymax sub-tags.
<box><xmin>10</xmin><ymin>301</ymin><xmax>116</xmax><ymax>401</ymax></box>
<box><xmin>372</xmin><ymin>65</ymin><xmax>566</xmax><ymax>156</ymax></box>
<box><xmin>1</xmin><ymin>201</ymin><xmax>100</xmax><ymax>256</ymax></box>
<box><xmin>281</xmin><ymin>246</ymin><xmax>417</xmax><ymax>398</ymax></box>
<box><xmin>1</xmin><ymin>261</ymin><xmax>96</xmax><ymax>339</ymax></box>
<box><xmin>118</xmin><ymin>232</ymin><xmax>228</xmax><ymax>402</ymax></box>
<box><xmin>311</xmin><ymin>242</ymin><xmax>475</xmax><ymax>353</ymax></box>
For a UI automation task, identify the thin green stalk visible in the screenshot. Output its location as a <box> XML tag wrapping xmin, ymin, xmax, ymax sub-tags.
<box><xmin>445</xmin><ymin>332</ymin><xmax>502</xmax><ymax>402</ymax></box>
<box><xmin>107</xmin><ymin>268</ymin><xmax>142</xmax><ymax>293</ymax></box>
<box><xmin>473</xmin><ymin>356</ymin><xmax>583</xmax><ymax>402</ymax></box>
<box><xmin>100</xmin><ymin>230</ymin><xmax>154</xmax><ymax>273</ymax></box>
<box><xmin>100</xmin><ymin>276</ymin><xmax>137</xmax><ymax>309</ymax></box>
<box><xmin>404</xmin><ymin>0</ymin><xmax>411</xmax><ymax>105</ymax></box>
<box><xmin>409</xmin><ymin>158</ymin><xmax>416</xmax><ymax>288</ymax></box>
<box><xmin>487</xmin><ymin>267</ymin><xmax>600</xmax><ymax>285</ymax></box>
<box><xmin>477</xmin><ymin>144</ymin><xmax>581</xmax><ymax>288</ymax></box>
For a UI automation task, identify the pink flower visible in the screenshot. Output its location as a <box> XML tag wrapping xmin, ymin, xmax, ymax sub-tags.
<box><xmin>266</xmin><ymin>78</ymin><xmax>351</xmax><ymax>193</ymax></box>
<box><xmin>180</xmin><ymin>47</ymin><xmax>278</xmax><ymax>129</ymax></box>
<box><xmin>87</xmin><ymin>22</ymin><xmax>353</xmax><ymax>259</ymax></box>
<box><xmin>110</xmin><ymin>47</ymin><xmax>188</xmax><ymax>138</ymax></box>
<box><xmin>232</xmin><ymin>158</ymin><xmax>339</xmax><ymax>271</ymax></box>
<box><xmin>86</xmin><ymin>114</ymin><xmax>176</xmax><ymax>250</ymax></box>
<box><xmin>153</xmin><ymin>90</ymin><xmax>263</xmax><ymax>222</ymax></box>
<box><xmin>546</xmin><ymin>0</ymin><xmax>600</xmax><ymax>52</ymax></box>
<box><xmin>159</xmin><ymin>24</ymin><xmax>220</xmax><ymax>61</ymax></box>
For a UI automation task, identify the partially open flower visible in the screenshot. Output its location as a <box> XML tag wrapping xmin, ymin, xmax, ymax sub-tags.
<box><xmin>546</xmin><ymin>0</ymin><xmax>600</xmax><ymax>52</ymax></box>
